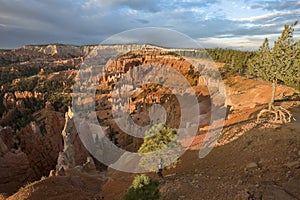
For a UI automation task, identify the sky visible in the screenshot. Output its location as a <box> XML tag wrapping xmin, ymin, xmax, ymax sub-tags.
<box><xmin>0</xmin><ymin>0</ymin><xmax>299</xmax><ymax>50</ymax></box>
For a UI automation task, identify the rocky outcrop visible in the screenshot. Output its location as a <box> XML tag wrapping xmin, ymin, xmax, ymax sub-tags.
<box><xmin>3</xmin><ymin>91</ymin><xmax>43</xmax><ymax>108</ymax></box>
<box><xmin>18</xmin><ymin>122</ymin><xmax>56</xmax><ymax>180</ymax></box>
<box><xmin>82</xmin><ymin>157</ymin><xmax>97</xmax><ymax>173</ymax></box>
<box><xmin>92</xmin><ymin>49</ymin><xmax>210</xmax><ymax>151</ymax></box>
<box><xmin>56</xmin><ymin>108</ymin><xmax>77</xmax><ymax>171</ymax></box>
<box><xmin>0</xmin><ymin>127</ymin><xmax>33</xmax><ymax>195</ymax></box>
<box><xmin>56</xmin><ymin>107</ymin><xmax>90</xmax><ymax>173</ymax></box>
<box><xmin>14</xmin><ymin>91</ymin><xmax>44</xmax><ymax>99</ymax></box>
<box><xmin>0</xmin><ymin>105</ymin><xmax>66</xmax><ymax>195</ymax></box>
<box><xmin>0</xmin><ymin>151</ymin><xmax>32</xmax><ymax>195</ymax></box>
<box><xmin>0</xmin><ymin>91</ymin><xmax>45</xmax><ymax>128</ymax></box>
<box><xmin>19</xmin><ymin>44</ymin><xmax>90</xmax><ymax>58</ymax></box>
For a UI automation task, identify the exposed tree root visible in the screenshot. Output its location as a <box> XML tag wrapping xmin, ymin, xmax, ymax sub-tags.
<box><xmin>256</xmin><ymin>105</ymin><xmax>293</xmax><ymax>124</ymax></box>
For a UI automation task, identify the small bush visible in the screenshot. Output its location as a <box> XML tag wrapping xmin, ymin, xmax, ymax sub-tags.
<box><xmin>124</xmin><ymin>174</ymin><xmax>160</xmax><ymax>200</ymax></box>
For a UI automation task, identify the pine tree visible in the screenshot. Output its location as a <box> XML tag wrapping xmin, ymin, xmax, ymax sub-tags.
<box><xmin>248</xmin><ymin>38</ymin><xmax>273</xmax><ymax>82</ymax></box>
<box><xmin>272</xmin><ymin>22</ymin><xmax>300</xmax><ymax>91</ymax></box>
<box><xmin>138</xmin><ymin>123</ymin><xmax>182</xmax><ymax>174</ymax></box>
<box><xmin>248</xmin><ymin>21</ymin><xmax>299</xmax><ymax>123</ymax></box>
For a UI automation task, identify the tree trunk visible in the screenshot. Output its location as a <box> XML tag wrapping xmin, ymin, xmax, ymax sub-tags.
<box><xmin>268</xmin><ymin>78</ymin><xmax>277</xmax><ymax>110</ymax></box>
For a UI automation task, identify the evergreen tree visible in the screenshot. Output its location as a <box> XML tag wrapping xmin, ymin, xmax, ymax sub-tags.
<box><xmin>138</xmin><ymin>123</ymin><xmax>182</xmax><ymax>174</ymax></box>
<box><xmin>206</xmin><ymin>48</ymin><xmax>254</xmax><ymax>75</ymax></box>
<box><xmin>248</xmin><ymin>21</ymin><xmax>299</xmax><ymax>123</ymax></box>
<box><xmin>248</xmin><ymin>21</ymin><xmax>300</xmax><ymax>110</ymax></box>
<box><xmin>272</xmin><ymin>22</ymin><xmax>300</xmax><ymax>90</ymax></box>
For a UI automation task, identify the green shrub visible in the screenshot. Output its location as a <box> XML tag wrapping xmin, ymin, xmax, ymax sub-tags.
<box><xmin>124</xmin><ymin>174</ymin><xmax>160</xmax><ymax>200</ymax></box>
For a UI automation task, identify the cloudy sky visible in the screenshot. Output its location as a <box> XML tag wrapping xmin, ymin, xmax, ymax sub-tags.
<box><xmin>0</xmin><ymin>0</ymin><xmax>299</xmax><ymax>50</ymax></box>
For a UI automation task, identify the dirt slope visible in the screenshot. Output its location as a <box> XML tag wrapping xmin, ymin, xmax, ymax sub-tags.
<box><xmin>159</xmin><ymin>105</ymin><xmax>300</xmax><ymax>200</ymax></box>
<box><xmin>5</xmin><ymin>169</ymin><xmax>106</xmax><ymax>200</ymax></box>
<box><xmin>99</xmin><ymin>104</ymin><xmax>300</xmax><ymax>200</ymax></box>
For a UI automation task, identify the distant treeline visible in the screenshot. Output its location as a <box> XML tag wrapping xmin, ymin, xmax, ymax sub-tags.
<box><xmin>206</xmin><ymin>48</ymin><xmax>255</xmax><ymax>75</ymax></box>
<box><xmin>173</xmin><ymin>48</ymin><xmax>255</xmax><ymax>76</ymax></box>
<box><xmin>176</xmin><ymin>45</ymin><xmax>299</xmax><ymax>90</ymax></box>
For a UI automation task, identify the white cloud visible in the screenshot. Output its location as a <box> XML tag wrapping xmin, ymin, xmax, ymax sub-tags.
<box><xmin>262</xmin><ymin>23</ymin><xmax>276</xmax><ymax>27</ymax></box>
<box><xmin>84</xmin><ymin>0</ymin><xmax>161</xmax><ymax>12</ymax></box>
<box><xmin>230</xmin><ymin>11</ymin><xmax>300</xmax><ymax>22</ymax></box>
<box><xmin>197</xmin><ymin>31</ymin><xmax>300</xmax><ymax>50</ymax></box>
<box><xmin>197</xmin><ymin>36</ymin><xmax>262</xmax><ymax>50</ymax></box>
<box><xmin>174</xmin><ymin>7</ymin><xmax>204</xmax><ymax>14</ymax></box>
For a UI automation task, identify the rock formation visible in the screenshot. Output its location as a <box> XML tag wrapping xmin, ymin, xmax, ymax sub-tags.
<box><xmin>82</xmin><ymin>156</ymin><xmax>97</xmax><ymax>173</ymax></box>
<box><xmin>55</xmin><ymin>107</ymin><xmax>90</xmax><ymax>175</ymax></box>
<box><xmin>0</xmin><ymin>105</ymin><xmax>66</xmax><ymax>195</ymax></box>
<box><xmin>56</xmin><ymin>107</ymin><xmax>76</xmax><ymax>171</ymax></box>
<box><xmin>0</xmin><ymin>127</ymin><xmax>32</xmax><ymax>195</ymax></box>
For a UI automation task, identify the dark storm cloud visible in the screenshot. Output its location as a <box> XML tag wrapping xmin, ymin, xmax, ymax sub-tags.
<box><xmin>0</xmin><ymin>0</ymin><xmax>223</xmax><ymax>48</ymax></box>
<box><xmin>0</xmin><ymin>0</ymin><xmax>146</xmax><ymax>48</ymax></box>
<box><xmin>0</xmin><ymin>0</ymin><xmax>299</xmax><ymax>49</ymax></box>
<box><xmin>0</xmin><ymin>0</ymin><xmax>132</xmax><ymax>35</ymax></box>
